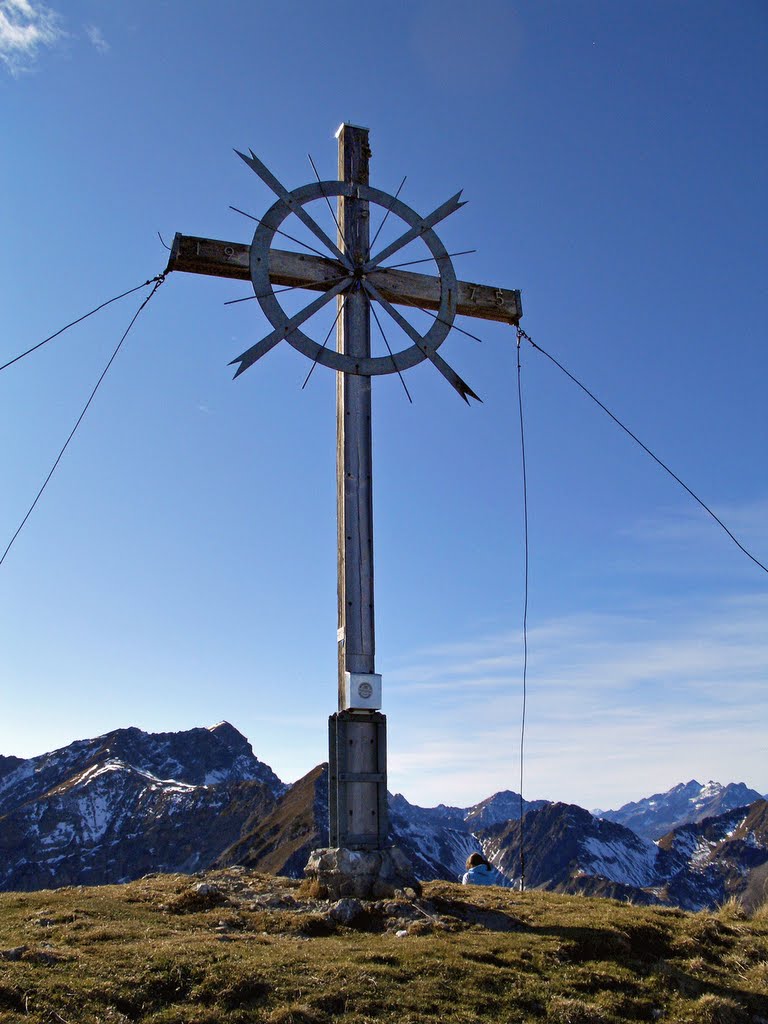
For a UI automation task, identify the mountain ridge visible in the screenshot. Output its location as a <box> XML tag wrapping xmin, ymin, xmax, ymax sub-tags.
<box><xmin>1</xmin><ymin>723</ymin><xmax>765</xmax><ymax>913</ymax></box>
<box><xmin>0</xmin><ymin>722</ymin><xmax>283</xmax><ymax>891</ymax></box>
<box><xmin>598</xmin><ymin>778</ymin><xmax>764</xmax><ymax>840</ymax></box>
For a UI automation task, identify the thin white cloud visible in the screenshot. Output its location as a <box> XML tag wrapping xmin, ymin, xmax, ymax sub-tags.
<box><xmin>85</xmin><ymin>23</ymin><xmax>108</xmax><ymax>54</ymax></box>
<box><xmin>0</xmin><ymin>0</ymin><xmax>62</xmax><ymax>74</ymax></box>
<box><xmin>616</xmin><ymin>498</ymin><xmax>768</xmax><ymax>580</ymax></box>
<box><xmin>388</xmin><ymin>594</ymin><xmax>768</xmax><ymax>694</ymax></box>
<box><xmin>383</xmin><ymin>589</ymin><xmax>768</xmax><ymax>809</ymax></box>
<box><xmin>627</xmin><ymin>497</ymin><xmax>768</xmax><ymax>544</ymax></box>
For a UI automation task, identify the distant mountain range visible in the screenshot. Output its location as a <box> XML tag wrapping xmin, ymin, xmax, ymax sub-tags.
<box><xmin>595</xmin><ymin>778</ymin><xmax>765</xmax><ymax>840</ymax></box>
<box><xmin>1</xmin><ymin>723</ymin><xmax>766</xmax><ymax>912</ymax></box>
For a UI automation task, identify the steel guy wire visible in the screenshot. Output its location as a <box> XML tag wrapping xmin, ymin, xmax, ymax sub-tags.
<box><xmin>516</xmin><ymin>327</ymin><xmax>530</xmax><ymax>893</ymax></box>
<box><xmin>307</xmin><ymin>153</ymin><xmax>344</xmax><ymax>244</ymax></box>
<box><xmin>518</xmin><ymin>327</ymin><xmax>768</xmax><ymax>576</ymax></box>
<box><xmin>224</xmin><ymin>272</ymin><xmax>352</xmax><ymax>306</ymax></box>
<box><xmin>301</xmin><ymin>292</ymin><xmax>348</xmax><ymax>390</ymax></box>
<box><xmin>0</xmin><ymin>276</ymin><xmax>164</xmax><ymax>374</ymax></box>
<box><xmin>0</xmin><ymin>276</ymin><xmax>166</xmax><ymax>568</ymax></box>
<box><xmin>230</xmin><ymin>206</ymin><xmax>342</xmax><ymax>265</ymax></box>
<box><xmin>367</xmin><ymin>293</ymin><xmax>413</xmax><ymax>403</ymax></box>
<box><xmin>368</xmin><ymin>175</ymin><xmax>407</xmax><ymax>254</ymax></box>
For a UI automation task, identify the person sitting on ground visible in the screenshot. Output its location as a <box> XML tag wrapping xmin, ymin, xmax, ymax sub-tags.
<box><xmin>461</xmin><ymin>852</ymin><xmax>496</xmax><ymax>886</ymax></box>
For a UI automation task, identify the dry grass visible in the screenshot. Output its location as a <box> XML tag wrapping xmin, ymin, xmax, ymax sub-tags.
<box><xmin>716</xmin><ymin>896</ymin><xmax>748</xmax><ymax>923</ymax></box>
<box><xmin>0</xmin><ymin>869</ymin><xmax>766</xmax><ymax>1023</ymax></box>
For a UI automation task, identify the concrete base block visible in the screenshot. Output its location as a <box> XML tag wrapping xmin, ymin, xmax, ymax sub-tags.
<box><xmin>304</xmin><ymin>846</ymin><xmax>421</xmax><ymax>900</ymax></box>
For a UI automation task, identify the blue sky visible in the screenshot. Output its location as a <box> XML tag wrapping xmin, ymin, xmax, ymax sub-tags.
<box><xmin>1</xmin><ymin>0</ymin><xmax>766</xmax><ymax>811</ymax></box>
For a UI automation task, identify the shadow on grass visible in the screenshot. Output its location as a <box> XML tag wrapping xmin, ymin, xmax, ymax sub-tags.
<box><xmin>428</xmin><ymin>895</ymin><xmax>528</xmax><ymax>933</ymax></box>
<box><xmin>535</xmin><ymin>920</ymin><xmax>760</xmax><ymax>1020</ymax></box>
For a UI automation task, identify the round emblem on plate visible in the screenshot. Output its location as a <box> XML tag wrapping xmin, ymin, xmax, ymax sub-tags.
<box><xmin>358</xmin><ymin>682</ymin><xmax>373</xmax><ymax>699</ymax></box>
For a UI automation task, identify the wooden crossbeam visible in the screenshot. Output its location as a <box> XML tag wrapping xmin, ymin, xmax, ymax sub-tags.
<box><xmin>168</xmin><ymin>233</ymin><xmax>522</xmax><ymax>325</ymax></box>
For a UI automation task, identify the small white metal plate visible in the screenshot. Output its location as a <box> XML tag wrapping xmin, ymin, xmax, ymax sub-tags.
<box><xmin>343</xmin><ymin>672</ymin><xmax>382</xmax><ymax>710</ymax></box>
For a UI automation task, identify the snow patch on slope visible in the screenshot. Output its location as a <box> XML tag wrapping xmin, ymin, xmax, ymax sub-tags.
<box><xmin>68</xmin><ymin>759</ymin><xmax>197</xmax><ymax>794</ymax></box>
<box><xmin>579</xmin><ymin>834</ymin><xmax>658</xmax><ymax>888</ymax></box>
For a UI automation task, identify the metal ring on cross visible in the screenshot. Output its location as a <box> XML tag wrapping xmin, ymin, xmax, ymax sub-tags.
<box><xmin>249</xmin><ymin>181</ymin><xmax>457</xmax><ymax>376</ymax></box>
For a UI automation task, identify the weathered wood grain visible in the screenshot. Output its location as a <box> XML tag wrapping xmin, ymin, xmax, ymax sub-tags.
<box><xmin>167</xmin><ymin>233</ymin><xmax>522</xmax><ymax>324</ymax></box>
<box><xmin>335</xmin><ymin>124</ymin><xmax>384</xmax><ymax>851</ymax></box>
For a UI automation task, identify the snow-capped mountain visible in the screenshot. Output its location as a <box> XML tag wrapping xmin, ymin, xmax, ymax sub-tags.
<box><xmin>654</xmin><ymin>799</ymin><xmax>768</xmax><ymax>910</ymax></box>
<box><xmin>0</xmin><ymin>723</ymin><xmax>283</xmax><ymax>891</ymax></box>
<box><xmin>387</xmin><ymin>789</ymin><xmax>549</xmax><ymax>881</ymax></box>
<box><xmin>464</xmin><ymin>790</ymin><xmax>549</xmax><ymax>830</ymax></box>
<box><xmin>480</xmin><ymin>799</ymin><xmax>768</xmax><ymax>911</ymax></box>
<box><xmin>597</xmin><ymin>779</ymin><xmax>764</xmax><ymax>840</ymax></box>
<box><xmin>483</xmin><ymin>803</ymin><xmax>659</xmax><ymax>892</ymax></box>
<box><xmin>222</xmin><ymin>782</ymin><xmax>768</xmax><ymax>911</ymax></box>
<box><xmin>2</xmin><ymin>724</ymin><xmax>765</xmax><ymax>912</ymax></box>
<box><xmin>388</xmin><ymin>794</ymin><xmax>480</xmax><ymax>881</ymax></box>
<box><xmin>222</xmin><ymin>784</ymin><xmax>541</xmax><ymax>885</ymax></box>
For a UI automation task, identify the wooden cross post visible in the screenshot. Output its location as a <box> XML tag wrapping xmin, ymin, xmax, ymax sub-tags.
<box><xmin>330</xmin><ymin>125</ymin><xmax>384</xmax><ymax>850</ymax></box>
<box><xmin>167</xmin><ymin>123</ymin><xmax>522</xmax><ymax>855</ymax></box>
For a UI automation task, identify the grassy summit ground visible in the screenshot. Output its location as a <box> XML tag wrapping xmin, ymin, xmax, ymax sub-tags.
<box><xmin>0</xmin><ymin>868</ymin><xmax>766</xmax><ymax>1023</ymax></box>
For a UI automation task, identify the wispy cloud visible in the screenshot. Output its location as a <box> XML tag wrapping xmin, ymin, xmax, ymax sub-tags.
<box><xmin>0</xmin><ymin>0</ymin><xmax>63</xmax><ymax>75</ymax></box>
<box><xmin>85</xmin><ymin>23</ymin><xmax>108</xmax><ymax>55</ymax></box>
<box><xmin>384</xmin><ymin>590</ymin><xmax>768</xmax><ymax>809</ymax></box>
<box><xmin>616</xmin><ymin>498</ymin><xmax>768</xmax><ymax>579</ymax></box>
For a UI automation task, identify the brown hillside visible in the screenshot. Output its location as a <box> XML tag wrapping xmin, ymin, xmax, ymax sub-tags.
<box><xmin>216</xmin><ymin>764</ymin><xmax>327</xmax><ymax>877</ymax></box>
<box><xmin>0</xmin><ymin>867</ymin><xmax>766</xmax><ymax>1023</ymax></box>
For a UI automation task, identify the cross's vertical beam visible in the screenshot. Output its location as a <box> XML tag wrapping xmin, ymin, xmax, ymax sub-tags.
<box><xmin>337</xmin><ymin>124</ymin><xmax>374</xmax><ymax>684</ymax></box>
<box><xmin>329</xmin><ymin>124</ymin><xmax>388</xmax><ymax>850</ymax></box>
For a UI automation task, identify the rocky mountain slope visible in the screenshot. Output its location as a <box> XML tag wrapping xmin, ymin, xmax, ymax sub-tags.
<box><xmin>0</xmin><ymin>723</ymin><xmax>283</xmax><ymax>891</ymax></box>
<box><xmin>222</xmin><ymin>775</ymin><xmax>768</xmax><ymax>911</ymax></box>
<box><xmin>654</xmin><ymin>798</ymin><xmax>768</xmax><ymax>910</ymax></box>
<box><xmin>387</xmin><ymin>788</ymin><xmax>547</xmax><ymax>882</ymax></box>
<box><xmin>484</xmin><ymin>802</ymin><xmax>661</xmax><ymax>901</ymax></box>
<box><xmin>217</xmin><ymin>763</ymin><xmax>329</xmax><ymax>878</ymax></box>
<box><xmin>216</xmin><ymin>774</ymin><xmax>532</xmax><ymax>884</ymax></box>
<box><xmin>484</xmin><ymin>799</ymin><xmax>768</xmax><ymax>911</ymax></box>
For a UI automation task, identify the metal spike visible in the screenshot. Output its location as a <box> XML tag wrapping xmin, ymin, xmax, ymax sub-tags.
<box><xmin>235</xmin><ymin>148</ymin><xmax>351</xmax><ymax>268</ymax></box>
<box><xmin>364</xmin><ymin>191</ymin><xmax>467</xmax><ymax>272</ymax></box>
<box><xmin>229</xmin><ymin>277</ymin><xmax>350</xmax><ymax>378</ymax></box>
<box><xmin>362</xmin><ymin>280</ymin><xmax>481</xmax><ymax>403</ymax></box>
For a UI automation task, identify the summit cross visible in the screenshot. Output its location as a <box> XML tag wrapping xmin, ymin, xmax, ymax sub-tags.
<box><xmin>168</xmin><ymin>123</ymin><xmax>522</xmax><ymax>856</ymax></box>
